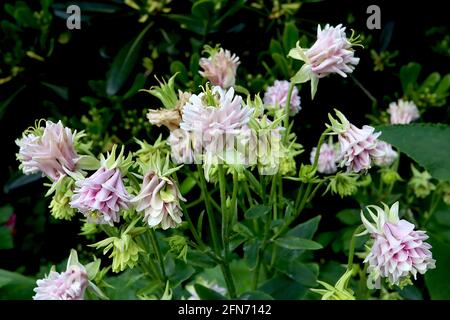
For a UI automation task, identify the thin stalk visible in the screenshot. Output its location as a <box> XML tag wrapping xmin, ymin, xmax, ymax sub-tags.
<box><xmin>283</xmin><ymin>82</ymin><xmax>295</xmax><ymax>142</ymax></box>
<box><xmin>148</xmin><ymin>229</ymin><xmax>167</xmax><ymax>281</ymax></box>
<box><xmin>347</xmin><ymin>225</ymin><xmax>365</xmax><ymax>270</ymax></box>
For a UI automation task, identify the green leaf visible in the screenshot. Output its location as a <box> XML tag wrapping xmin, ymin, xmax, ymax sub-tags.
<box><xmin>123</xmin><ymin>73</ymin><xmax>146</xmax><ymax>100</ymax></box>
<box><xmin>191</xmin><ymin>0</ymin><xmax>215</xmax><ymax>19</ymax></box>
<box><xmin>286</xmin><ymin>215</ymin><xmax>321</xmax><ymax>239</ymax></box>
<box><xmin>420</xmin><ymin>72</ymin><xmax>440</xmax><ymax>90</ymax></box>
<box><xmin>0</xmin><ymin>227</ymin><xmax>13</xmax><ymax>250</ymax></box>
<box><xmin>244</xmin><ymin>205</ymin><xmax>270</xmax><ymax>219</ymax></box>
<box><xmin>425</xmin><ymin>235</ymin><xmax>450</xmax><ymax>299</ymax></box>
<box><xmin>274</xmin><ymin>237</ymin><xmax>323</xmax><ymax>250</ymax></box>
<box><xmin>239</xmin><ymin>291</ymin><xmax>274</xmax><ymax>300</ymax></box>
<box><xmin>0</xmin><ymin>205</ymin><xmax>13</xmax><ymax>224</ymax></box>
<box><xmin>3</xmin><ymin>173</ymin><xmax>42</xmax><ymax>194</ymax></box>
<box><xmin>0</xmin><ymin>269</ymin><xmax>36</xmax><ymax>299</ymax></box>
<box><xmin>194</xmin><ymin>284</ymin><xmax>227</xmax><ymax>300</ymax></box>
<box><xmin>400</xmin><ymin>62</ymin><xmax>421</xmax><ymax>95</ymax></box>
<box><xmin>283</xmin><ymin>22</ymin><xmax>299</xmax><ymax>53</ymax></box>
<box><xmin>244</xmin><ymin>239</ymin><xmax>261</xmax><ymax>270</ymax></box>
<box><xmin>377</xmin><ymin>124</ymin><xmax>450</xmax><ymax>181</ymax></box>
<box><xmin>41</xmin><ymin>82</ymin><xmax>69</xmax><ymax>100</ymax></box>
<box><xmin>272</xmin><ymin>53</ymin><xmax>289</xmax><ymax>78</ymax></box>
<box><xmin>170</xmin><ymin>61</ymin><xmax>189</xmax><ymax>84</ymax></box>
<box><xmin>436</xmin><ymin>74</ymin><xmax>450</xmax><ymax>95</ymax></box>
<box><xmin>336</xmin><ymin>209</ymin><xmax>360</xmax><ymax>225</ymax></box>
<box><xmin>274</xmin><ymin>260</ymin><xmax>319</xmax><ymax>287</ymax></box>
<box><xmin>259</xmin><ymin>274</ymin><xmax>308</xmax><ymax>299</ymax></box>
<box><xmin>232</xmin><ymin>222</ymin><xmax>254</xmax><ymax>239</ymax></box>
<box><xmin>106</xmin><ymin>23</ymin><xmax>152</xmax><ymax>96</ymax></box>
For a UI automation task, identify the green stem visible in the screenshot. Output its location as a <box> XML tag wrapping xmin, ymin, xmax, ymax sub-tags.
<box><xmin>283</xmin><ymin>82</ymin><xmax>295</xmax><ymax>142</ymax></box>
<box><xmin>312</xmin><ymin>127</ymin><xmax>332</xmax><ymax>172</ymax></box>
<box><xmin>347</xmin><ymin>225</ymin><xmax>365</xmax><ymax>270</ymax></box>
<box><xmin>197</xmin><ymin>164</ymin><xmax>221</xmax><ymax>254</ymax></box>
<box><xmin>218</xmin><ymin>164</ymin><xmax>228</xmax><ymax>253</ymax></box>
<box><xmin>148</xmin><ymin>229</ymin><xmax>167</xmax><ymax>281</ymax></box>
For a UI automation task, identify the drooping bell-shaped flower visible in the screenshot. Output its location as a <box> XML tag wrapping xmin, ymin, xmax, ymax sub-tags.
<box><xmin>374</xmin><ymin>141</ymin><xmax>398</xmax><ymax>167</ymax></box>
<box><xmin>16</xmin><ymin>120</ymin><xmax>80</xmax><ymax>181</ymax></box>
<box><xmin>263</xmin><ymin>80</ymin><xmax>301</xmax><ymax>116</ymax></box>
<box><xmin>328</xmin><ymin>110</ymin><xmax>383</xmax><ymax>173</ymax></box>
<box><xmin>359</xmin><ymin>202</ymin><xmax>436</xmax><ymax>289</ymax></box>
<box><xmin>310</xmin><ymin>141</ymin><xmax>338</xmax><ymax>174</ymax></box>
<box><xmin>199</xmin><ymin>45</ymin><xmax>240</xmax><ymax>89</ymax></box>
<box><xmin>288</xmin><ymin>24</ymin><xmax>360</xmax><ymax>98</ymax></box>
<box><xmin>387</xmin><ymin>99</ymin><xmax>420</xmax><ymax>124</ymax></box>
<box><xmin>131</xmin><ymin>170</ymin><xmax>185</xmax><ymax>230</ymax></box>
<box><xmin>168</xmin><ymin>129</ymin><xmax>200</xmax><ymax>165</ymax></box>
<box><xmin>33</xmin><ymin>250</ymin><xmax>88</xmax><ymax>300</ymax></box>
<box><xmin>70</xmin><ymin>146</ymin><xmax>132</xmax><ymax>226</ymax></box>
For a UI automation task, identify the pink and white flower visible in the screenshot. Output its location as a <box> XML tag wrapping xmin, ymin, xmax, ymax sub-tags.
<box><xmin>16</xmin><ymin>120</ymin><xmax>79</xmax><ymax>181</ymax></box>
<box><xmin>328</xmin><ymin>110</ymin><xmax>383</xmax><ymax>173</ymax></box>
<box><xmin>70</xmin><ymin>167</ymin><xmax>131</xmax><ymax>226</ymax></box>
<box><xmin>374</xmin><ymin>141</ymin><xmax>398</xmax><ymax>167</ymax></box>
<box><xmin>263</xmin><ymin>80</ymin><xmax>301</xmax><ymax>115</ymax></box>
<box><xmin>360</xmin><ymin>202</ymin><xmax>436</xmax><ymax>289</ymax></box>
<box><xmin>131</xmin><ymin>171</ymin><xmax>185</xmax><ymax>230</ymax></box>
<box><xmin>168</xmin><ymin>129</ymin><xmax>200</xmax><ymax>164</ymax></box>
<box><xmin>180</xmin><ymin>86</ymin><xmax>253</xmax><ymax>156</ymax></box>
<box><xmin>387</xmin><ymin>99</ymin><xmax>420</xmax><ymax>124</ymax></box>
<box><xmin>199</xmin><ymin>48</ymin><xmax>240</xmax><ymax>89</ymax></box>
<box><xmin>310</xmin><ymin>142</ymin><xmax>338</xmax><ymax>174</ymax></box>
<box><xmin>33</xmin><ymin>250</ymin><xmax>88</xmax><ymax>300</ymax></box>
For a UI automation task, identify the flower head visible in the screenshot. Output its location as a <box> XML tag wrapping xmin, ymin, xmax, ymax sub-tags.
<box><xmin>131</xmin><ymin>171</ymin><xmax>185</xmax><ymax>230</ymax></box>
<box><xmin>47</xmin><ymin>175</ymin><xmax>77</xmax><ymax>220</ymax></box>
<box><xmin>374</xmin><ymin>141</ymin><xmax>398</xmax><ymax>167</ymax></box>
<box><xmin>328</xmin><ymin>110</ymin><xmax>383</xmax><ymax>173</ymax></box>
<box><xmin>387</xmin><ymin>99</ymin><xmax>420</xmax><ymax>124</ymax></box>
<box><xmin>33</xmin><ymin>250</ymin><xmax>88</xmax><ymax>300</ymax></box>
<box><xmin>199</xmin><ymin>45</ymin><xmax>240</xmax><ymax>89</ymax></box>
<box><xmin>310</xmin><ymin>141</ymin><xmax>338</xmax><ymax>174</ymax></box>
<box><xmin>288</xmin><ymin>24</ymin><xmax>360</xmax><ymax>98</ymax></box>
<box><xmin>360</xmin><ymin>202</ymin><xmax>436</xmax><ymax>289</ymax></box>
<box><xmin>168</xmin><ymin>129</ymin><xmax>200</xmax><ymax>164</ymax></box>
<box><xmin>263</xmin><ymin>80</ymin><xmax>301</xmax><ymax>115</ymax></box>
<box><xmin>70</xmin><ymin>146</ymin><xmax>132</xmax><ymax>226</ymax></box>
<box><xmin>16</xmin><ymin>120</ymin><xmax>80</xmax><ymax>181</ymax></box>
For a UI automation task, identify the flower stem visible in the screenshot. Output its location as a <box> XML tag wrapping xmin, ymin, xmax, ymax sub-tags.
<box><xmin>312</xmin><ymin>127</ymin><xmax>332</xmax><ymax>172</ymax></box>
<box><xmin>283</xmin><ymin>82</ymin><xmax>295</xmax><ymax>142</ymax></box>
<box><xmin>347</xmin><ymin>225</ymin><xmax>365</xmax><ymax>271</ymax></box>
<box><xmin>148</xmin><ymin>229</ymin><xmax>167</xmax><ymax>281</ymax></box>
<box><xmin>197</xmin><ymin>164</ymin><xmax>221</xmax><ymax>255</ymax></box>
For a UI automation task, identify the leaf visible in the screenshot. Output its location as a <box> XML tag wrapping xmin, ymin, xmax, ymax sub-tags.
<box><xmin>274</xmin><ymin>237</ymin><xmax>323</xmax><ymax>250</ymax></box>
<box><xmin>425</xmin><ymin>235</ymin><xmax>450</xmax><ymax>299</ymax></box>
<box><xmin>239</xmin><ymin>291</ymin><xmax>274</xmax><ymax>300</ymax></box>
<box><xmin>123</xmin><ymin>73</ymin><xmax>146</xmax><ymax>100</ymax></box>
<box><xmin>0</xmin><ymin>205</ymin><xmax>14</xmax><ymax>224</ymax></box>
<box><xmin>106</xmin><ymin>23</ymin><xmax>153</xmax><ymax>96</ymax></box>
<box><xmin>283</xmin><ymin>22</ymin><xmax>299</xmax><ymax>53</ymax></box>
<box><xmin>0</xmin><ymin>85</ymin><xmax>26</xmax><ymax>120</ymax></box>
<box><xmin>41</xmin><ymin>82</ymin><xmax>69</xmax><ymax>100</ymax></box>
<box><xmin>436</xmin><ymin>74</ymin><xmax>450</xmax><ymax>95</ymax></box>
<box><xmin>170</xmin><ymin>61</ymin><xmax>189</xmax><ymax>84</ymax></box>
<box><xmin>274</xmin><ymin>260</ymin><xmax>319</xmax><ymax>287</ymax></box>
<box><xmin>244</xmin><ymin>239</ymin><xmax>261</xmax><ymax>270</ymax></box>
<box><xmin>194</xmin><ymin>284</ymin><xmax>227</xmax><ymax>300</ymax></box>
<box><xmin>259</xmin><ymin>274</ymin><xmax>308</xmax><ymax>299</ymax></box>
<box><xmin>420</xmin><ymin>72</ymin><xmax>441</xmax><ymax>90</ymax></box>
<box><xmin>272</xmin><ymin>53</ymin><xmax>289</xmax><ymax>78</ymax></box>
<box><xmin>336</xmin><ymin>209</ymin><xmax>360</xmax><ymax>225</ymax></box>
<box><xmin>232</xmin><ymin>222</ymin><xmax>254</xmax><ymax>239</ymax></box>
<box><xmin>286</xmin><ymin>215</ymin><xmax>321</xmax><ymax>239</ymax></box>
<box><xmin>399</xmin><ymin>62</ymin><xmax>421</xmax><ymax>95</ymax></box>
<box><xmin>244</xmin><ymin>205</ymin><xmax>270</xmax><ymax>219</ymax></box>
<box><xmin>377</xmin><ymin>124</ymin><xmax>450</xmax><ymax>181</ymax></box>
<box><xmin>3</xmin><ymin>173</ymin><xmax>42</xmax><ymax>194</ymax></box>
<box><xmin>0</xmin><ymin>269</ymin><xmax>36</xmax><ymax>299</ymax></box>
<box><xmin>0</xmin><ymin>227</ymin><xmax>13</xmax><ymax>250</ymax></box>
<box><xmin>191</xmin><ymin>0</ymin><xmax>215</xmax><ymax>19</ymax></box>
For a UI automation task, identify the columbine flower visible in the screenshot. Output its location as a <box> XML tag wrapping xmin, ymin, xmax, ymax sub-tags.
<box><xmin>263</xmin><ymin>80</ymin><xmax>301</xmax><ymax>116</ymax></box>
<box><xmin>310</xmin><ymin>141</ymin><xmax>338</xmax><ymax>174</ymax></box>
<box><xmin>16</xmin><ymin>120</ymin><xmax>80</xmax><ymax>181</ymax></box>
<box><xmin>131</xmin><ymin>170</ymin><xmax>185</xmax><ymax>230</ymax></box>
<box><xmin>408</xmin><ymin>165</ymin><xmax>436</xmax><ymax>198</ymax></box>
<box><xmin>328</xmin><ymin>110</ymin><xmax>383</xmax><ymax>173</ymax></box>
<box><xmin>199</xmin><ymin>45</ymin><xmax>240</xmax><ymax>89</ymax></box>
<box><xmin>70</xmin><ymin>146</ymin><xmax>132</xmax><ymax>226</ymax></box>
<box><xmin>180</xmin><ymin>85</ymin><xmax>253</xmax><ymax>158</ymax></box>
<box><xmin>168</xmin><ymin>129</ymin><xmax>200</xmax><ymax>165</ymax></box>
<box><xmin>359</xmin><ymin>202</ymin><xmax>436</xmax><ymax>289</ymax></box>
<box><xmin>33</xmin><ymin>250</ymin><xmax>88</xmax><ymax>300</ymax></box>
<box><xmin>387</xmin><ymin>99</ymin><xmax>420</xmax><ymax>124</ymax></box>
<box><xmin>325</xmin><ymin>171</ymin><xmax>359</xmax><ymax>198</ymax></box>
<box><xmin>374</xmin><ymin>141</ymin><xmax>398</xmax><ymax>167</ymax></box>
<box><xmin>288</xmin><ymin>24</ymin><xmax>360</xmax><ymax>98</ymax></box>
<box><xmin>311</xmin><ymin>269</ymin><xmax>355</xmax><ymax>300</ymax></box>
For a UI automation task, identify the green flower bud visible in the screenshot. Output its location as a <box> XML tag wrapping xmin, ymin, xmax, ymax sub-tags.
<box><xmin>47</xmin><ymin>176</ymin><xmax>76</xmax><ymax>220</ymax></box>
<box><xmin>326</xmin><ymin>172</ymin><xmax>359</xmax><ymax>198</ymax></box>
<box><xmin>441</xmin><ymin>181</ymin><xmax>450</xmax><ymax>205</ymax></box>
<box><xmin>311</xmin><ymin>269</ymin><xmax>355</xmax><ymax>300</ymax></box>
<box><xmin>408</xmin><ymin>165</ymin><xmax>436</xmax><ymax>198</ymax></box>
<box><xmin>299</xmin><ymin>164</ymin><xmax>316</xmax><ymax>183</ymax></box>
<box><xmin>80</xmin><ymin>219</ymin><xmax>99</xmax><ymax>239</ymax></box>
<box><xmin>380</xmin><ymin>168</ymin><xmax>402</xmax><ymax>185</ymax></box>
<box><xmin>165</xmin><ymin>235</ymin><xmax>188</xmax><ymax>262</ymax></box>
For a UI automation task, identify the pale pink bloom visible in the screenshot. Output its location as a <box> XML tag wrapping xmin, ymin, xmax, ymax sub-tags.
<box><xmin>16</xmin><ymin>120</ymin><xmax>79</xmax><ymax>181</ymax></box>
<box><xmin>70</xmin><ymin>167</ymin><xmax>131</xmax><ymax>225</ymax></box>
<box><xmin>263</xmin><ymin>80</ymin><xmax>301</xmax><ymax>115</ymax></box>
<box><xmin>387</xmin><ymin>99</ymin><xmax>420</xmax><ymax>124</ymax></box>
<box><xmin>310</xmin><ymin>142</ymin><xmax>338</xmax><ymax>174</ymax></box>
<box><xmin>131</xmin><ymin>171</ymin><xmax>185</xmax><ymax>230</ymax></box>
<box><xmin>374</xmin><ymin>141</ymin><xmax>398</xmax><ymax>167</ymax></box>
<box><xmin>361</xmin><ymin>202</ymin><xmax>436</xmax><ymax>289</ymax></box>
<box><xmin>33</xmin><ymin>265</ymin><xmax>88</xmax><ymax>300</ymax></box>
<box><xmin>168</xmin><ymin>129</ymin><xmax>201</xmax><ymax>164</ymax></box>
<box><xmin>180</xmin><ymin>86</ymin><xmax>253</xmax><ymax>155</ymax></box>
<box><xmin>199</xmin><ymin>48</ymin><xmax>240</xmax><ymax>89</ymax></box>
